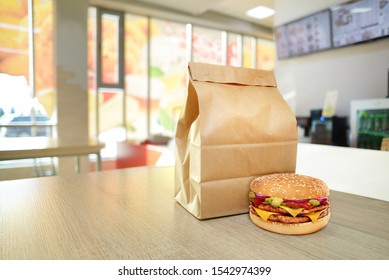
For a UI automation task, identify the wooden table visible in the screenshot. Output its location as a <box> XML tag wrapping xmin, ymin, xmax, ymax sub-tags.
<box><xmin>0</xmin><ymin>137</ymin><xmax>105</xmax><ymax>172</ymax></box>
<box><xmin>0</xmin><ymin>166</ymin><xmax>388</xmax><ymax>260</ymax></box>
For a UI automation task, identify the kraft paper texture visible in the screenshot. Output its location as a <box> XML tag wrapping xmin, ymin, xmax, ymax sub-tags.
<box><xmin>175</xmin><ymin>62</ymin><xmax>298</xmax><ymax>219</ymax></box>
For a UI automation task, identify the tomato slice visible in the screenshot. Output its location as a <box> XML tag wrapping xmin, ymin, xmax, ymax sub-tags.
<box><xmin>299</xmin><ymin>201</ymin><xmax>313</xmax><ymax>210</ymax></box>
<box><xmin>285</xmin><ymin>201</ymin><xmax>312</xmax><ymax>210</ymax></box>
<box><xmin>252</xmin><ymin>198</ymin><xmax>263</xmax><ymax>207</ymax></box>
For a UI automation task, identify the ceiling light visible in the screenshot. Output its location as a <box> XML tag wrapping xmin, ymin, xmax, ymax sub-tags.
<box><xmin>246</xmin><ymin>5</ymin><xmax>275</xmax><ymax>20</ymax></box>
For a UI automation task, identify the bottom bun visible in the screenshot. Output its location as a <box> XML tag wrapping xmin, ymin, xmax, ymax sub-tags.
<box><xmin>249</xmin><ymin>211</ymin><xmax>330</xmax><ymax>235</ymax></box>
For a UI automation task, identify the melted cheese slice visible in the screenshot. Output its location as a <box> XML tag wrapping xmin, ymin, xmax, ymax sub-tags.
<box><xmin>253</xmin><ymin>206</ymin><xmax>326</xmax><ymax>223</ymax></box>
<box><xmin>279</xmin><ymin>206</ymin><xmax>304</xmax><ymax>217</ymax></box>
<box><xmin>253</xmin><ymin>207</ymin><xmax>278</xmax><ymax>222</ymax></box>
<box><xmin>302</xmin><ymin>210</ymin><xmax>325</xmax><ymax>223</ymax></box>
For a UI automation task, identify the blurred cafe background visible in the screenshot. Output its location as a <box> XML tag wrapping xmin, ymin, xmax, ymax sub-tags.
<box><xmin>1</xmin><ymin>0</ymin><xmax>389</xmax><ymax>180</ymax></box>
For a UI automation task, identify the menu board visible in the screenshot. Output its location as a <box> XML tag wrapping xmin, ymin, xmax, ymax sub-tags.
<box><xmin>331</xmin><ymin>0</ymin><xmax>389</xmax><ymax>47</ymax></box>
<box><xmin>275</xmin><ymin>25</ymin><xmax>289</xmax><ymax>59</ymax></box>
<box><xmin>275</xmin><ymin>10</ymin><xmax>332</xmax><ymax>59</ymax></box>
<box><xmin>275</xmin><ymin>0</ymin><xmax>389</xmax><ymax>60</ymax></box>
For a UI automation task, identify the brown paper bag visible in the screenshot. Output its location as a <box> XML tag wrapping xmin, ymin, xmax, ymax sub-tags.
<box><xmin>175</xmin><ymin>62</ymin><xmax>297</xmax><ymax>219</ymax></box>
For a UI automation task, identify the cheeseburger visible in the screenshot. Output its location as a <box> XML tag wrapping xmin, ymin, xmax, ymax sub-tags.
<box><xmin>249</xmin><ymin>173</ymin><xmax>330</xmax><ymax>235</ymax></box>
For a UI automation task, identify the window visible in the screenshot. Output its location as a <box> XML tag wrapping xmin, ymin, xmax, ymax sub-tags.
<box><xmin>89</xmin><ymin>7</ymin><xmax>126</xmax><ymax>156</ymax></box>
<box><xmin>149</xmin><ymin>19</ymin><xmax>187</xmax><ymax>137</ymax></box>
<box><xmin>0</xmin><ymin>0</ymin><xmax>55</xmax><ymax>179</ymax></box>
<box><xmin>98</xmin><ymin>10</ymin><xmax>124</xmax><ymax>87</ymax></box>
<box><xmin>256</xmin><ymin>38</ymin><xmax>276</xmax><ymax>70</ymax></box>
<box><xmin>227</xmin><ymin>33</ymin><xmax>242</xmax><ymax>66</ymax></box>
<box><xmin>192</xmin><ymin>26</ymin><xmax>223</xmax><ymax>65</ymax></box>
<box><xmin>242</xmin><ymin>35</ymin><xmax>256</xmax><ymax>68</ymax></box>
<box><xmin>0</xmin><ymin>0</ymin><xmax>55</xmax><ymax>138</ymax></box>
<box><xmin>87</xmin><ymin>5</ymin><xmax>276</xmax><ymax>155</ymax></box>
<box><xmin>124</xmin><ymin>14</ymin><xmax>148</xmax><ymax>140</ymax></box>
<box><xmin>88</xmin><ymin>7</ymin><xmax>98</xmax><ymax>138</ymax></box>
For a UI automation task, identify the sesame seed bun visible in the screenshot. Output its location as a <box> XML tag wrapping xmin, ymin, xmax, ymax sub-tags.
<box><xmin>250</xmin><ymin>173</ymin><xmax>330</xmax><ymax>200</ymax></box>
<box><xmin>249</xmin><ymin>209</ymin><xmax>330</xmax><ymax>235</ymax></box>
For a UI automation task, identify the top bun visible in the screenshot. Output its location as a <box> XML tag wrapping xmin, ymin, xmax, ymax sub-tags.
<box><xmin>250</xmin><ymin>173</ymin><xmax>329</xmax><ymax>200</ymax></box>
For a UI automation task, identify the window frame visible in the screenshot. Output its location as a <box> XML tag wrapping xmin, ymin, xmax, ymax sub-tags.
<box><xmin>96</xmin><ymin>8</ymin><xmax>125</xmax><ymax>90</ymax></box>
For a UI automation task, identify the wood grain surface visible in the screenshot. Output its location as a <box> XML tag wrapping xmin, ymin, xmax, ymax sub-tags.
<box><xmin>0</xmin><ymin>166</ymin><xmax>388</xmax><ymax>260</ymax></box>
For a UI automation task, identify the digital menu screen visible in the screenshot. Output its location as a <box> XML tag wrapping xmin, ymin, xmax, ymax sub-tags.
<box><xmin>275</xmin><ymin>10</ymin><xmax>332</xmax><ymax>59</ymax></box>
<box><xmin>331</xmin><ymin>0</ymin><xmax>389</xmax><ymax>47</ymax></box>
<box><xmin>275</xmin><ymin>25</ymin><xmax>289</xmax><ymax>59</ymax></box>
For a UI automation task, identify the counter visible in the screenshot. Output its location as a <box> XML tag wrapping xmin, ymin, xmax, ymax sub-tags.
<box><xmin>296</xmin><ymin>143</ymin><xmax>389</xmax><ymax>201</ymax></box>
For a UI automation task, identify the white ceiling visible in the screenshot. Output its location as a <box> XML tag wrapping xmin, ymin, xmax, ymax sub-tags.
<box><xmin>135</xmin><ymin>0</ymin><xmax>275</xmax><ymax>28</ymax></box>
<box><xmin>106</xmin><ymin>0</ymin><xmax>345</xmax><ymax>29</ymax></box>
